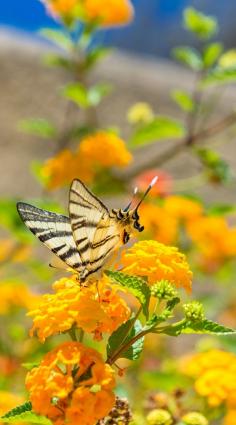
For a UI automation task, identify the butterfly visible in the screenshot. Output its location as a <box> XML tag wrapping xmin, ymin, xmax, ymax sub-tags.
<box><xmin>17</xmin><ymin>177</ymin><xmax>157</xmax><ymax>283</ymax></box>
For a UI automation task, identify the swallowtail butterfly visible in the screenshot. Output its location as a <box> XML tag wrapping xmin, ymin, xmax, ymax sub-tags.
<box><xmin>17</xmin><ymin>177</ymin><xmax>157</xmax><ymax>282</ymax></box>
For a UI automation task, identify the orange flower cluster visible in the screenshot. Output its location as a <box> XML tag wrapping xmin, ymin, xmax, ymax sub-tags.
<box><xmin>122</xmin><ymin>240</ymin><xmax>192</xmax><ymax>292</ymax></box>
<box><xmin>181</xmin><ymin>349</ymin><xmax>236</xmax><ymax>408</ymax></box>
<box><xmin>0</xmin><ymin>282</ymin><xmax>38</xmax><ymax>315</ymax></box>
<box><xmin>187</xmin><ymin>216</ymin><xmax>236</xmax><ymax>270</ymax></box>
<box><xmin>43</xmin><ymin>0</ymin><xmax>133</xmax><ymax>27</ymax></box>
<box><xmin>28</xmin><ymin>276</ymin><xmax>130</xmax><ymax>342</ymax></box>
<box><xmin>224</xmin><ymin>409</ymin><xmax>236</xmax><ymax>425</ymax></box>
<box><xmin>43</xmin><ymin>132</ymin><xmax>132</xmax><ymax>189</ymax></box>
<box><xmin>26</xmin><ymin>342</ymin><xmax>115</xmax><ymax>425</ymax></box>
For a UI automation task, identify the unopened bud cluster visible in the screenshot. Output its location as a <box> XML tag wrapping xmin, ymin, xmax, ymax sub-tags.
<box><xmin>183</xmin><ymin>301</ymin><xmax>205</xmax><ymax>322</ymax></box>
<box><xmin>181</xmin><ymin>411</ymin><xmax>209</xmax><ymax>425</ymax></box>
<box><xmin>97</xmin><ymin>397</ymin><xmax>132</xmax><ymax>425</ymax></box>
<box><xmin>147</xmin><ymin>409</ymin><xmax>173</xmax><ymax>425</ymax></box>
<box><xmin>151</xmin><ymin>280</ymin><xmax>177</xmax><ymax>300</ymax></box>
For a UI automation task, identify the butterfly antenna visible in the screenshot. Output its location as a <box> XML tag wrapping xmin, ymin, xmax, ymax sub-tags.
<box><xmin>133</xmin><ymin>175</ymin><xmax>158</xmax><ymax>211</ymax></box>
<box><xmin>123</xmin><ymin>186</ymin><xmax>138</xmax><ymax>212</ymax></box>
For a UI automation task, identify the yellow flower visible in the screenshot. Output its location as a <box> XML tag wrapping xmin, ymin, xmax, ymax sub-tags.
<box><xmin>78</xmin><ymin>131</ymin><xmax>132</xmax><ymax>168</ymax></box>
<box><xmin>43</xmin><ymin>0</ymin><xmax>133</xmax><ymax>27</ymax></box>
<box><xmin>219</xmin><ymin>50</ymin><xmax>236</xmax><ymax>68</ymax></box>
<box><xmin>140</xmin><ymin>203</ymin><xmax>178</xmax><ymax>245</ymax></box>
<box><xmin>122</xmin><ymin>240</ymin><xmax>192</xmax><ymax>292</ymax></box>
<box><xmin>0</xmin><ymin>392</ymin><xmax>25</xmax><ymax>424</ymax></box>
<box><xmin>28</xmin><ymin>276</ymin><xmax>130</xmax><ymax>342</ymax></box>
<box><xmin>42</xmin><ymin>149</ymin><xmax>94</xmax><ymax>190</ymax></box>
<box><xmin>127</xmin><ymin>102</ymin><xmax>154</xmax><ymax>125</ymax></box>
<box><xmin>181</xmin><ymin>350</ymin><xmax>236</xmax><ymax>408</ymax></box>
<box><xmin>224</xmin><ymin>409</ymin><xmax>236</xmax><ymax>425</ymax></box>
<box><xmin>26</xmin><ymin>342</ymin><xmax>116</xmax><ymax>425</ymax></box>
<box><xmin>0</xmin><ymin>239</ymin><xmax>31</xmax><ymax>264</ymax></box>
<box><xmin>0</xmin><ymin>282</ymin><xmax>38</xmax><ymax>315</ymax></box>
<box><xmin>164</xmin><ymin>196</ymin><xmax>203</xmax><ymax>223</ymax></box>
<box><xmin>187</xmin><ymin>216</ymin><xmax>236</xmax><ymax>270</ymax></box>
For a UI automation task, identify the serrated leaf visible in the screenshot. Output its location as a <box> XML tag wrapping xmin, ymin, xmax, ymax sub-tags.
<box><xmin>171</xmin><ymin>90</ymin><xmax>194</xmax><ymax>112</ymax></box>
<box><xmin>107</xmin><ymin>316</ymin><xmax>135</xmax><ymax>358</ymax></box>
<box><xmin>19</xmin><ymin>119</ymin><xmax>56</xmax><ymax>139</ymax></box>
<box><xmin>203</xmin><ymin>66</ymin><xmax>236</xmax><ymax>85</ymax></box>
<box><xmin>105</xmin><ymin>270</ymin><xmax>150</xmax><ymax>318</ymax></box>
<box><xmin>130</xmin><ymin>116</ymin><xmax>185</xmax><ymax>146</ymax></box>
<box><xmin>184</xmin><ymin>7</ymin><xmax>218</xmax><ymax>39</ymax></box>
<box><xmin>40</xmin><ymin>28</ymin><xmax>72</xmax><ymax>51</ymax></box>
<box><xmin>107</xmin><ymin>318</ymin><xmax>144</xmax><ymax>361</ymax></box>
<box><xmin>203</xmin><ymin>43</ymin><xmax>223</xmax><ymax>68</ymax></box>
<box><xmin>182</xmin><ymin>319</ymin><xmax>236</xmax><ymax>335</ymax></box>
<box><xmin>2</xmin><ymin>412</ymin><xmax>52</xmax><ymax>424</ymax></box>
<box><xmin>2</xmin><ymin>402</ymin><xmax>32</xmax><ymax>418</ymax></box>
<box><xmin>172</xmin><ymin>46</ymin><xmax>203</xmax><ymax>71</ymax></box>
<box><xmin>122</xmin><ymin>320</ymin><xmax>144</xmax><ymax>360</ymax></box>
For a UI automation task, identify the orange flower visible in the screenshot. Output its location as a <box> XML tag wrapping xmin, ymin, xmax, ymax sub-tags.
<box><xmin>78</xmin><ymin>131</ymin><xmax>132</xmax><ymax>168</ymax></box>
<box><xmin>181</xmin><ymin>350</ymin><xmax>236</xmax><ymax>408</ymax></box>
<box><xmin>26</xmin><ymin>342</ymin><xmax>115</xmax><ymax>425</ymax></box>
<box><xmin>28</xmin><ymin>276</ymin><xmax>130</xmax><ymax>342</ymax></box>
<box><xmin>43</xmin><ymin>0</ymin><xmax>133</xmax><ymax>27</ymax></box>
<box><xmin>164</xmin><ymin>195</ymin><xmax>203</xmax><ymax>222</ymax></box>
<box><xmin>224</xmin><ymin>409</ymin><xmax>236</xmax><ymax>425</ymax></box>
<box><xmin>140</xmin><ymin>203</ymin><xmax>178</xmax><ymax>245</ymax></box>
<box><xmin>187</xmin><ymin>216</ymin><xmax>236</xmax><ymax>270</ymax></box>
<box><xmin>0</xmin><ymin>282</ymin><xmax>38</xmax><ymax>315</ymax></box>
<box><xmin>122</xmin><ymin>240</ymin><xmax>192</xmax><ymax>292</ymax></box>
<box><xmin>42</xmin><ymin>149</ymin><xmax>94</xmax><ymax>190</ymax></box>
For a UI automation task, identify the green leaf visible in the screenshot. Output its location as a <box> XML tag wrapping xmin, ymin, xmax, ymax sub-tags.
<box><xmin>40</xmin><ymin>28</ymin><xmax>72</xmax><ymax>51</ymax></box>
<box><xmin>43</xmin><ymin>53</ymin><xmax>72</xmax><ymax>70</ymax></box>
<box><xmin>207</xmin><ymin>203</ymin><xmax>236</xmax><ymax>216</ymax></box>
<box><xmin>22</xmin><ymin>361</ymin><xmax>40</xmax><ymax>370</ymax></box>
<box><xmin>31</xmin><ymin>161</ymin><xmax>50</xmax><ymax>187</ymax></box>
<box><xmin>130</xmin><ymin>116</ymin><xmax>186</xmax><ymax>146</ymax></box>
<box><xmin>105</xmin><ymin>270</ymin><xmax>150</xmax><ymax>318</ymax></box>
<box><xmin>19</xmin><ymin>119</ymin><xmax>56</xmax><ymax>139</ymax></box>
<box><xmin>171</xmin><ymin>90</ymin><xmax>194</xmax><ymax>112</ymax></box>
<box><xmin>203</xmin><ymin>42</ymin><xmax>223</xmax><ymax>68</ymax></box>
<box><xmin>62</xmin><ymin>83</ymin><xmax>111</xmax><ymax>108</ymax></box>
<box><xmin>84</xmin><ymin>46</ymin><xmax>112</xmax><ymax>70</ymax></box>
<box><xmin>182</xmin><ymin>319</ymin><xmax>236</xmax><ymax>335</ymax></box>
<box><xmin>107</xmin><ymin>316</ymin><xmax>135</xmax><ymax>358</ymax></box>
<box><xmin>203</xmin><ymin>66</ymin><xmax>236</xmax><ymax>85</ymax></box>
<box><xmin>122</xmin><ymin>320</ymin><xmax>144</xmax><ymax>360</ymax></box>
<box><xmin>1</xmin><ymin>402</ymin><xmax>51</xmax><ymax>424</ymax></box>
<box><xmin>197</xmin><ymin>148</ymin><xmax>231</xmax><ymax>183</ymax></box>
<box><xmin>172</xmin><ymin>46</ymin><xmax>203</xmax><ymax>71</ymax></box>
<box><xmin>2</xmin><ymin>401</ymin><xmax>32</xmax><ymax>418</ymax></box>
<box><xmin>184</xmin><ymin>7</ymin><xmax>218</xmax><ymax>39</ymax></box>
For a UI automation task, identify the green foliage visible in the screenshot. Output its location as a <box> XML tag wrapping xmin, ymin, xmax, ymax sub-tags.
<box><xmin>40</xmin><ymin>28</ymin><xmax>72</xmax><ymax>51</ymax></box>
<box><xmin>107</xmin><ymin>319</ymin><xmax>144</xmax><ymax>361</ymax></box>
<box><xmin>105</xmin><ymin>270</ymin><xmax>150</xmax><ymax>318</ymax></box>
<box><xmin>84</xmin><ymin>46</ymin><xmax>112</xmax><ymax>70</ymax></box>
<box><xmin>62</xmin><ymin>82</ymin><xmax>111</xmax><ymax>108</ymax></box>
<box><xmin>203</xmin><ymin>42</ymin><xmax>223</xmax><ymax>68</ymax></box>
<box><xmin>163</xmin><ymin>319</ymin><xmax>236</xmax><ymax>336</ymax></box>
<box><xmin>172</xmin><ymin>47</ymin><xmax>203</xmax><ymax>71</ymax></box>
<box><xmin>207</xmin><ymin>203</ymin><xmax>236</xmax><ymax>216</ymax></box>
<box><xmin>19</xmin><ymin>119</ymin><xmax>56</xmax><ymax>139</ymax></box>
<box><xmin>184</xmin><ymin>7</ymin><xmax>218</xmax><ymax>39</ymax></box>
<box><xmin>0</xmin><ymin>199</ymin><xmax>31</xmax><ymax>242</ymax></box>
<box><xmin>130</xmin><ymin>116</ymin><xmax>186</xmax><ymax>146</ymax></box>
<box><xmin>171</xmin><ymin>90</ymin><xmax>194</xmax><ymax>112</ymax></box>
<box><xmin>203</xmin><ymin>66</ymin><xmax>236</xmax><ymax>85</ymax></box>
<box><xmin>43</xmin><ymin>53</ymin><xmax>73</xmax><ymax>70</ymax></box>
<box><xmin>1</xmin><ymin>402</ymin><xmax>51</xmax><ymax>424</ymax></box>
<box><xmin>197</xmin><ymin>148</ymin><xmax>231</xmax><ymax>183</ymax></box>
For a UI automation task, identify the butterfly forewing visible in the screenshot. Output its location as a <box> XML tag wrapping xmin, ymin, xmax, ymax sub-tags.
<box><xmin>17</xmin><ymin>203</ymin><xmax>82</xmax><ymax>270</ymax></box>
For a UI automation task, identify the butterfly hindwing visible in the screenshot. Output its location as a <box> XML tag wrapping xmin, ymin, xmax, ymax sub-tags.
<box><xmin>17</xmin><ymin>202</ymin><xmax>82</xmax><ymax>270</ymax></box>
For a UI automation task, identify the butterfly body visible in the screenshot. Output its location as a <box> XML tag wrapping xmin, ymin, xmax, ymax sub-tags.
<box><xmin>17</xmin><ymin>179</ymin><xmax>145</xmax><ymax>283</ymax></box>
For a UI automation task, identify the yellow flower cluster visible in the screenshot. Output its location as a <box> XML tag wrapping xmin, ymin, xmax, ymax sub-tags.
<box><xmin>43</xmin><ymin>0</ymin><xmax>133</xmax><ymax>26</ymax></box>
<box><xmin>28</xmin><ymin>276</ymin><xmax>130</xmax><ymax>342</ymax></box>
<box><xmin>43</xmin><ymin>132</ymin><xmax>132</xmax><ymax>189</ymax></box>
<box><xmin>127</xmin><ymin>102</ymin><xmax>154</xmax><ymax>125</ymax></box>
<box><xmin>26</xmin><ymin>342</ymin><xmax>115</xmax><ymax>425</ymax></box>
<box><xmin>122</xmin><ymin>240</ymin><xmax>192</xmax><ymax>292</ymax></box>
<box><xmin>0</xmin><ymin>282</ymin><xmax>38</xmax><ymax>315</ymax></box>
<box><xmin>182</xmin><ymin>349</ymin><xmax>236</xmax><ymax>408</ymax></box>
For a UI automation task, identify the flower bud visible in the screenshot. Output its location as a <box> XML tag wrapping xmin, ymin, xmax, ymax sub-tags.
<box><xmin>151</xmin><ymin>280</ymin><xmax>177</xmax><ymax>300</ymax></box>
<box><xmin>181</xmin><ymin>411</ymin><xmax>209</xmax><ymax>425</ymax></box>
<box><xmin>127</xmin><ymin>102</ymin><xmax>154</xmax><ymax>125</ymax></box>
<box><xmin>183</xmin><ymin>301</ymin><xmax>205</xmax><ymax>322</ymax></box>
<box><xmin>147</xmin><ymin>409</ymin><xmax>173</xmax><ymax>425</ymax></box>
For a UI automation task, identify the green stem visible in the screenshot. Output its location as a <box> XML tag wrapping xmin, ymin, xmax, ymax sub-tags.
<box><xmin>78</xmin><ymin>328</ymin><xmax>84</xmax><ymax>343</ymax></box>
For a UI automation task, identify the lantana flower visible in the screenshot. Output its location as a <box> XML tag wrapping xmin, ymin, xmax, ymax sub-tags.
<box><xmin>180</xmin><ymin>349</ymin><xmax>236</xmax><ymax>408</ymax></box>
<box><xmin>28</xmin><ymin>276</ymin><xmax>130</xmax><ymax>342</ymax></box>
<box><xmin>0</xmin><ymin>282</ymin><xmax>38</xmax><ymax>315</ymax></box>
<box><xmin>26</xmin><ymin>342</ymin><xmax>116</xmax><ymax>425</ymax></box>
<box><xmin>121</xmin><ymin>240</ymin><xmax>192</xmax><ymax>292</ymax></box>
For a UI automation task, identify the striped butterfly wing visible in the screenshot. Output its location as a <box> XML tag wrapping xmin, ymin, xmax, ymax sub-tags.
<box><xmin>69</xmin><ymin>179</ymin><xmax>116</xmax><ymax>274</ymax></box>
<box><xmin>17</xmin><ymin>202</ymin><xmax>82</xmax><ymax>271</ymax></box>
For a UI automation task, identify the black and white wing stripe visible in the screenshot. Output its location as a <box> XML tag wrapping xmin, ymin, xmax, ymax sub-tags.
<box><xmin>17</xmin><ymin>202</ymin><xmax>82</xmax><ymax>270</ymax></box>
